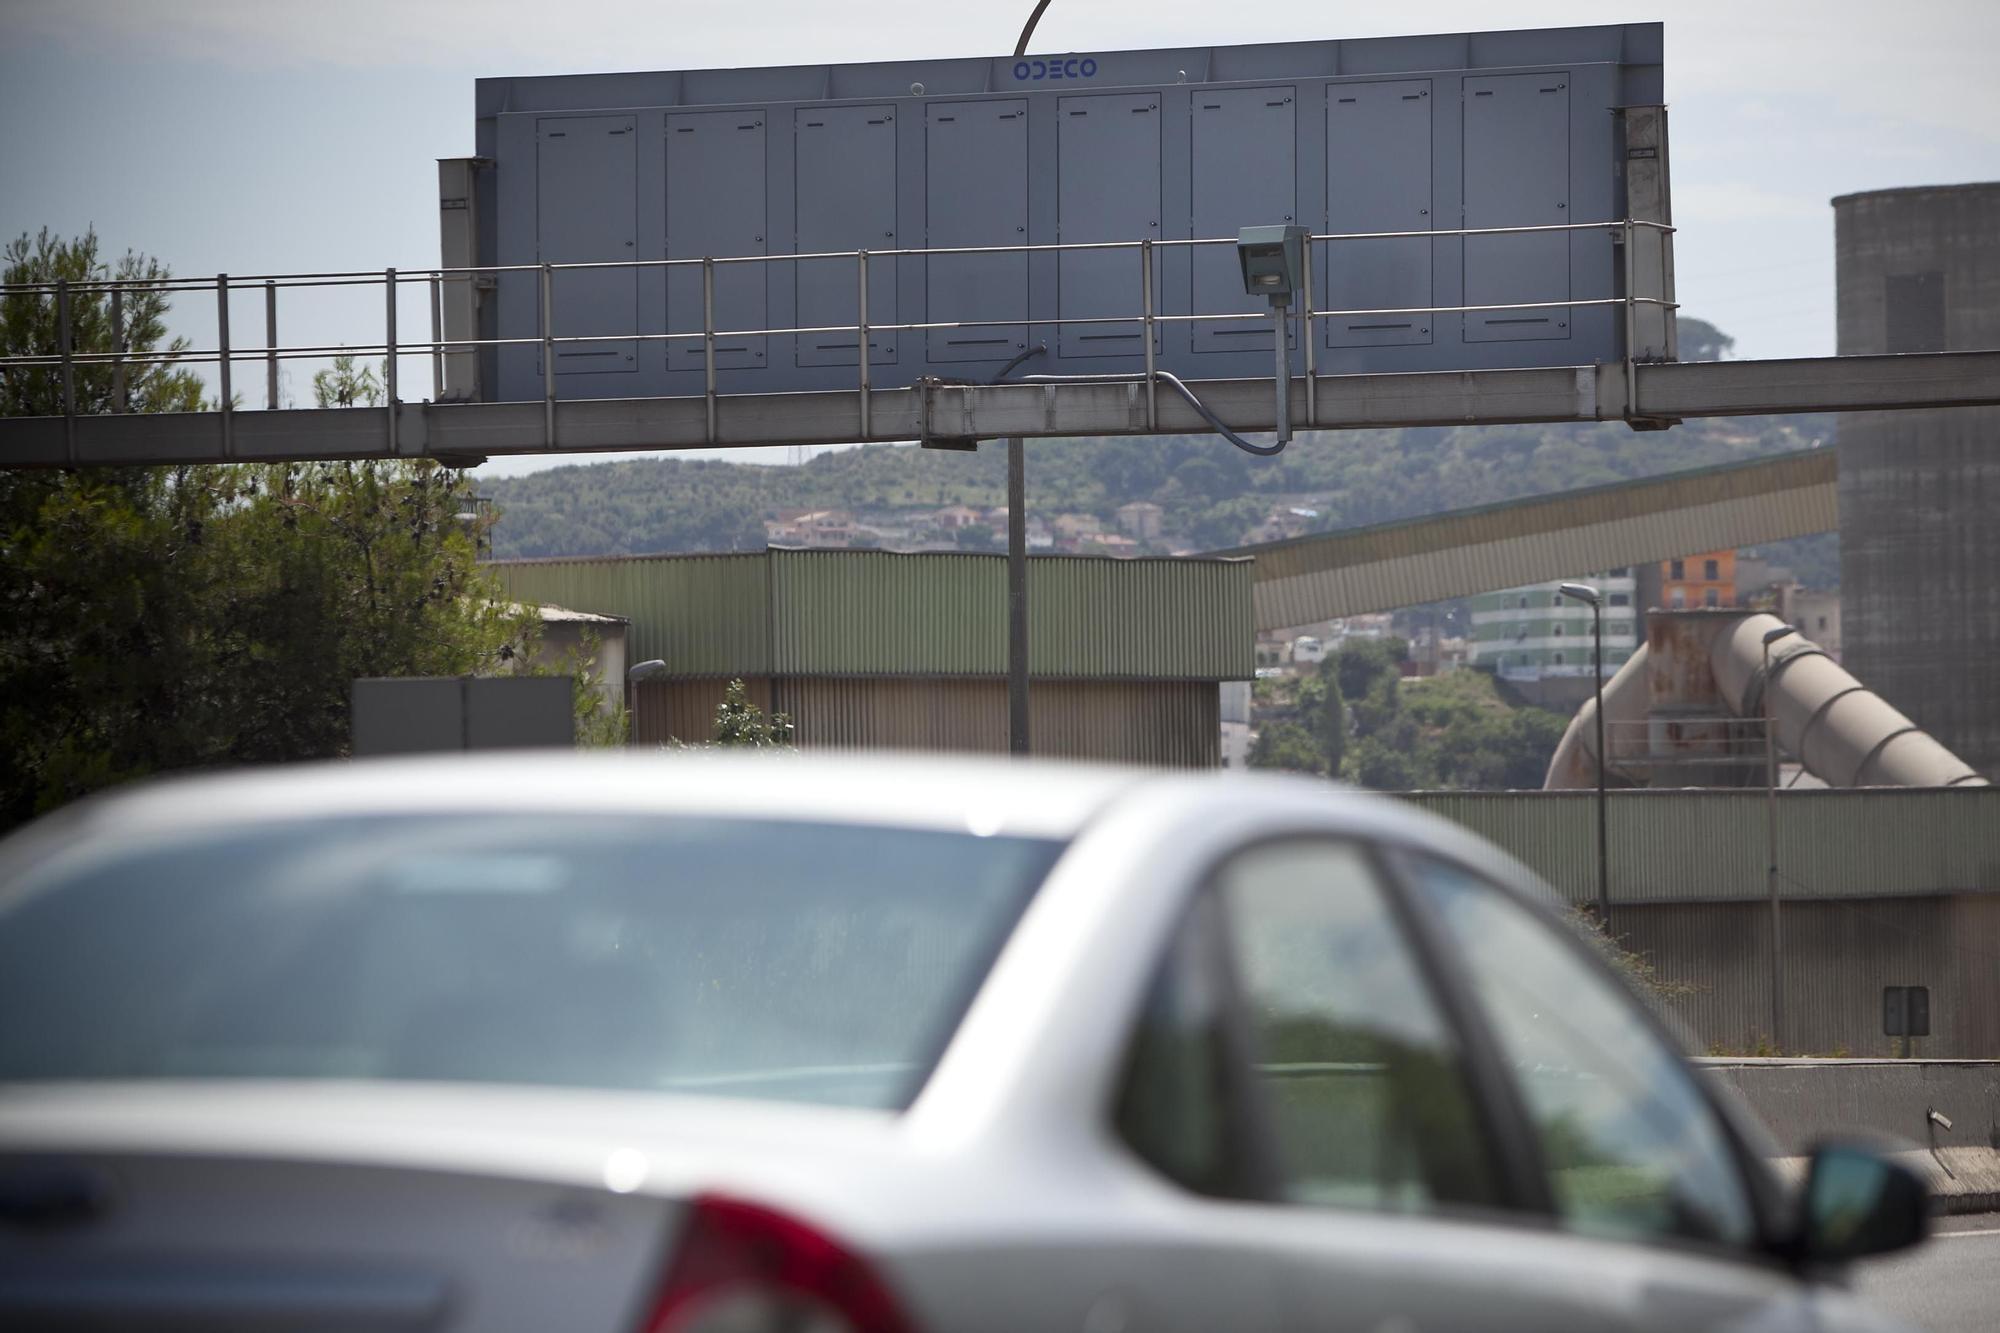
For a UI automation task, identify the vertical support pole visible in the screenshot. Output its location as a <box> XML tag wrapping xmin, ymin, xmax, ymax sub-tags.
<box><xmin>1300</xmin><ymin>239</ymin><xmax>1317</xmax><ymax>427</ymax></box>
<box><xmin>1001</xmin><ymin>0</ymin><xmax>1042</xmax><ymax>755</ymax></box>
<box><xmin>1271</xmin><ymin>298</ymin><xmax>1291</xmax><ymax>445</ymax></box>
<box><xmin>1765</xmin><ymin>639</ymin><xmax>1785</xmax><ymax>1054</ymax></box>
<box><xmin>57</xmin><ymin>279</ymin><xmax>76</xmax><ymax>463</ymax></box>
<box><xmin>1593</xmin><ymin>604</ymin><xmax>1609</xmax><ymax>927</ymax></box>
<box><xmin>702</xmin><ymin>257</ymin><xmax>717</xmax><ymax>446</ymax></box>
<box><xmin>857</xmin><ymin>250</ymin><xmax>872</xmax><ymax>439</ymax></box>
<box><xmin>540</xmin><ymin>263</ymin><xmax>555</xmax><ymax>449</ymax></box>
<box><xmin>429</xmin><ymin>275</ymin><xmax>444</xmax><ymax>402</ymax></box>
<box><xmin>110</xmin><ymin>287</ymin><xmax>127</xmax><ymax>414</ymax></box>
<box><xmin>1140</xmin><ymin>239</ymin><xmax>1157</xmax><ymax>432</ymax></box>
<box><xmin>436</xmin><ymin>157</ymin><xmax>484</xmax><ymax>402</ymax></box>
<box><xmin>1619</xmin><ymin>105</ymin><xmax>1677</xmax><ymax>363</ymax></box>
<box><xmin>1622</xmin><ymin>219</ymin><xmax>1638</xmax><ymax>419</ymax></box>
<box><xmin>385</xmin><ymin>268</ymin><xmax>399</xmax><ymax>455</ymax></box>
<box><xmin>216</xmin><ymin>274</ymin><xmax>233</xmax><ymax>458</ymax></box>
<box><xmin>1007</xmin><ymin>436</ymin><xmax>1029</xmax><ymax>756</ymax></box>
<box><xmin>264</xmin><ymin>280</ymin><xmax>279</xmax><ymax>410</ymax></box>
<box><xmin>55</xmin><ymin>280</ymin><xmax>74</xmax><ymax>409</ymax></box>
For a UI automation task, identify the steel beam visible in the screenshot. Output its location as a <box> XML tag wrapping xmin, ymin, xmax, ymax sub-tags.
<box><xmin>1633</xmin><ymin>351</ymin><xmax>2000</xmax><ymax>418</ymax></box>
<box><xmin>3</xmin><ymin>350</ymin><xmax>1997</xmax><ymax>469</ymax></box>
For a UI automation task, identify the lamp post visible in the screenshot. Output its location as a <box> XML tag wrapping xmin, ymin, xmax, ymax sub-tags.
<box><xmin>1003</xmin><ymin>3</ymin><xmax>1054</xmax><ymax>756</ymax></box>
<box><xmin>1761</xmin><ymin>624</ymin><xmax>1797</xmax><ymax>1053</ymax></box>
<box><xmin>627</xmin><ymin>658</ymin><xmax>669</xmax><ymax>747</ymax></box>
<box><xmin>1558</xmin><ymin>582</ymin><xmax>1609</xmax><ymax>925</ymax></box>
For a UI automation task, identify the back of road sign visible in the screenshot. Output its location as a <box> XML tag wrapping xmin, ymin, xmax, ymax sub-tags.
<box><xmin>469</xmin><ymin>22</ymin><xmax>1664</xmax><ymax>405</ymax></box>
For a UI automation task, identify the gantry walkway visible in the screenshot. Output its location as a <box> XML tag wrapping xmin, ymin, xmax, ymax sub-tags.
<box><xmin>3</xmin><ymin>223</ymin><xmax>1995</xmax><ymax>468</ymax></box>
<box><xmin>2</xmin><ymin>351</ymin><xmax>1995</xmax><ymax>470</ymax></box>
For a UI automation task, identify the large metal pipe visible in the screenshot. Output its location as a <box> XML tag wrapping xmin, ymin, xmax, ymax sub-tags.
<box><xmin>1545</xmin><ymin>644</ymin><xmax>1652</xmax><ymax>789</ymax></box>
<box><xmin>1712</xmin><ymin>613</ymin><xmax>1987</xmax><ymax>789</ymax></box>
<box><xmin>1546</xmin><ymin>613</ymin><xmax>1988</xmax><ymax>789</ymax></box>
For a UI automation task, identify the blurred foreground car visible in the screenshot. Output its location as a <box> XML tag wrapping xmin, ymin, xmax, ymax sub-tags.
<box><xmin>0</xmin><ymin>754</ymin><xmax>1923</xmax><ymax>1332</ymax></box>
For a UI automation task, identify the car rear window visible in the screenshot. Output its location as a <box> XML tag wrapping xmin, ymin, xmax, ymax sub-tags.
<box><xmin>0</xmin><ymin>814</ymin><xmax>1062</xmax><ymax>1110</ymax></box>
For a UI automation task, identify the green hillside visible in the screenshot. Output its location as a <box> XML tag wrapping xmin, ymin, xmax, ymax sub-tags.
<box><xmin>484</xmin><ymin>414</ymin><xmax>1839</xmax><ymax>585</ymax></box>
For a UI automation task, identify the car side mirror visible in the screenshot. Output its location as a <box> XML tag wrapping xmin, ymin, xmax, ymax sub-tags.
<box><xmin>1796</xmin><ymin>1143</ymin><xmax>1929</xmax><ymax>1263</ymax></box>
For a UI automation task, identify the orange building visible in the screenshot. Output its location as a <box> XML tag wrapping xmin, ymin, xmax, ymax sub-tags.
<box><xmin>1662</xmin><ymin>549</ymin><xmax>1736</xmax><ymax>609</ymax></box>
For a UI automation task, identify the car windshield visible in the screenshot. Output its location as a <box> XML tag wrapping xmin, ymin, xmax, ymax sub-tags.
<box><xmin>0</xmin><ymin>813</ymin><xmax>1062</xmax><ymax>1110</ymax></box>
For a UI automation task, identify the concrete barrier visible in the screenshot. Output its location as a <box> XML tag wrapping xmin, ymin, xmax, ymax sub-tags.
<box><xmin>1698</xmin><ymin>1058</ymin><xmax>2000</xmax><ymax>1214</ymax></box>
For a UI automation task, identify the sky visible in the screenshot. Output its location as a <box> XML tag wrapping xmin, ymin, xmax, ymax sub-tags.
<box><xmin>4</xmin><ymin>0</ymin><xmax>1997</xmax><ymax>478</ymax></box>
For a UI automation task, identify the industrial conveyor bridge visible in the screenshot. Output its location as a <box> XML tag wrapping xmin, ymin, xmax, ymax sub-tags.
<box><xmin>1224</xmin><ymin>449</ymin><xmax>1835</xmax><ymax>632</ymax></box>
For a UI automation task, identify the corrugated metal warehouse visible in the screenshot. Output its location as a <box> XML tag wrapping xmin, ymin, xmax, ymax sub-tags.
<box><xmin>1403</xmin><ymin>788</ymin><xmax>2000</xmax><ymax>1057</ymax></box>
<box><xmin>491</xmin><ymin>546</ymin><xmax>1254</xmax><ymax>765</ymax></box>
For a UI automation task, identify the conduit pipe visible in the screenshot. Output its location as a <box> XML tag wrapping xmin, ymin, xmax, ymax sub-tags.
<box><xmin>1545</xmin><ymin>613</ymin><xmax>1988</xmax><ymax>789</ymax></box>
<box><xmin>1711</xmin><ymin>613</ymin><xmax>1987</xmax><ymax>789</ymax></box>
<box><xmin>1545</xmin><ymin>645</ymin><xmax>1652</xmax><ymax>790</ymax></box>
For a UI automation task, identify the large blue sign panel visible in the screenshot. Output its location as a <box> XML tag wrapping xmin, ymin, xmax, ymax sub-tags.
<box><xmin>472</xmin><ymin>24</ymin><xmax>1662</xmax><ymax>404</ymax></box>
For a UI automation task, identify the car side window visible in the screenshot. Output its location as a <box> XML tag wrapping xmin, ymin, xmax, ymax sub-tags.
<box><xmin>1406</xmin><ymin>856</ymin><xmax>1758</xmax><ymax>1249</ymax></box>
<box><xmin>1115</xmin><ymin>893</ymin><xmax>1257</xmax><ymax>1201</ymax></box>
<box><xmin>1216</xmin><ymin>839</ymin><xmax>1503</xmax><ymax>1213</ymax></box>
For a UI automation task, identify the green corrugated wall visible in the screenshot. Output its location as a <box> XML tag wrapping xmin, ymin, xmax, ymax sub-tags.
<box><xmin>491</xmin><ymin>553</ymin><xmax>771</xmax><ymax>676</ymax></box>
<box><xmin>493</xmin><ymin>548</ymin><xmax>1254</xmax><ymax>681</ymax></box>
<box><xmin>1400</xmin><ymin>787</ymin><xmax>2000</xmax><ymax>904</ymax></box>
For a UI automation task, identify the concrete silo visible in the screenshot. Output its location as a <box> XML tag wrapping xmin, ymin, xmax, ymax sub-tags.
<box><xmin>1834</xmin><ymin>182</ymin><xmax>2000</xmax><ymax>781</ymax></box>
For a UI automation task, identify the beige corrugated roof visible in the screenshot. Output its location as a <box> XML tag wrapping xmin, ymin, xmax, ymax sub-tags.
<box><xmin>534</xmin><ymin>604</ymin><xmax>628</xmax><ymax>625</ymax></box>
<box><xmin>1225</xmin><ymin>450</ymin><xmax>1836</xmax><ymax>631</ymax></box>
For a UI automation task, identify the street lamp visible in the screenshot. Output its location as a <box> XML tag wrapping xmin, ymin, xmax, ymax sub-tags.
<box><xmin>1558</xmin><ymin>582</ymin><xmax>1609</xmax><ymax>925</ymax></box>
<box><xmin>627</xmin><ymin>659</ymin><xmax>669</xmax><ymax>746</ymax></box>
<box><xmin>1761</xmin><ymin>623</ymin><xmax>1798</xmax><ymax>1052</ymax></box>
<box><xmin>1002</xmin><ymin>2</ymin><xmax>1055</xmax><ymax>757</ymax></box>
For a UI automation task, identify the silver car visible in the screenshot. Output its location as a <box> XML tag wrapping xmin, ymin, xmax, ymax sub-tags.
<box><xmin>0</xmin><ymin>753</ymin><xmax>1923</xmax><ymax>1332</ymax></box>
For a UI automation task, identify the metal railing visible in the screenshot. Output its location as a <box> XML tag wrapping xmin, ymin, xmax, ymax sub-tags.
<box><xmin>0</xmin><ymin>218</ymin><xmax>1675</xmax><ymax>458</ymax></box>
<box><xmin>1599</xmin><ymin>715</ymin><xmax>1777</xmax><ymax>770</ymax></box>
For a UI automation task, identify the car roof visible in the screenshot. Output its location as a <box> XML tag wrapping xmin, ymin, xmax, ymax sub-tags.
<box><xmin>17</xmin><ymin>753</ymin><xmax>1553</xmax><ymax>956</ymax></box>
<box><xmin>5</xmin><ymin>751</ymin><xmax>1556</xmax><ymax>914</ymax></box>
<box><xmin>23</xmin><ymin>750</ymin><xmax>1161</xmax><ymax>845</ymax></box>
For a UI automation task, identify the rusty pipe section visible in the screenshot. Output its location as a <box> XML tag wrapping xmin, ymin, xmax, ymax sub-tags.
<box><xmin>1544</xmin><ymin>644</ymin><xmax>1653</xmax><ymax>789</ymax></box>
<box><xmin>1711</xmin><ymin>613</ymin><xmax>1988</xmax><ymax>788</ymax></box>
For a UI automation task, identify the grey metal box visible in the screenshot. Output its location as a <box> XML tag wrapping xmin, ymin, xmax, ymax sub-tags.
<box><xmin>473</xmin><ymin>23</ymin><xmax>1663</xmax><ymax>403</ymax></box>
<box><xmin>351</xmin><ymin>676</ymin><xmax>577</xmax><ymax>756</ymax></box>
<box><xmin>464</xmin><ymin>676</ymin><xmax>577</xmax><ymax>750</ymax></box>
<box><xmin>351</xmin><ymin>677</ymin><xmax>464</xmax><ymax>756</ymax></box>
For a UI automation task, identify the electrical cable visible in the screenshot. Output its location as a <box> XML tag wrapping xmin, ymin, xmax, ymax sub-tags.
<box><xmin>913</xmin><ymin>357</ymin><xmax>1289</xmax><ymax>456</ymax></box>
<box><xmin>909</xmin><ymin>343</ymin><xmax>1045</xmax><ymax>393</ymax></box>
<box><xmin>907</xmin><ymin>345</ymin><xmax>1048</xmax><ymax>450</ymax></box>
<box><xmin>987</xmin><ymin>342</ymin><xmax>1047</xmax><ymax>384</ymax></box>
<box><xmin>1017</xmin><ymin>370</ymin><xmax>1289</xmax><ymax>456</ymax></box>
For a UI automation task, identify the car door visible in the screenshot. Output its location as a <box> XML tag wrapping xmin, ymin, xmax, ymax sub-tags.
<box><xmin>1117</xmin><ymin>835</ymin><xmax>1627</xmax><ymax>1330</ymax></box>
<box><xmin>1380</xmin><ymin>850</ymin><xmax>1825</xmax><ymax>1333</ymax></box>
<box><xmin>1115</xmin><ymin>835</ymin><xmax>1819</xmax><ymax>1332</ymax></box>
